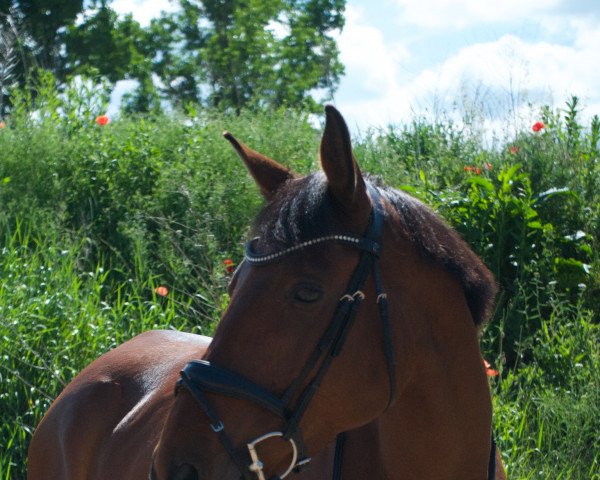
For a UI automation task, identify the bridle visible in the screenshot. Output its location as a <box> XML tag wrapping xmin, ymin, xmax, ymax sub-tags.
<box><xmin>174</xmin><ymin>182</ymin><xmax>499</xmax><ymax>480</ymax></box>
<box><xmin>176</xmin><ymin>185</ymin><xmax>397</xmax><ymax>480</ymax></box>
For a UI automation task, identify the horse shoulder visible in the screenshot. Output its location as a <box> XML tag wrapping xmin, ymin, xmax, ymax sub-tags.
<box><xmin>27</xmin><ymin>368</ymin><xmax>124</xmax><ymax>479</ymax></box>
<box><xmin>28</xmin><ymin>330</ymin><xmax>211</xmax><ymax>480</ymax></box>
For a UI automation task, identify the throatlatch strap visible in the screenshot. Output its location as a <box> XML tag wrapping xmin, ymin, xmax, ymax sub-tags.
<box><xmin>332</xmin><ymin>432</ymin><xmax>347</xmax><ymax>480</ymax></box>
<box><xmin>487</xmin><ymin>435</ymin><xmax>497</xmax><ymax>480</ymax></box>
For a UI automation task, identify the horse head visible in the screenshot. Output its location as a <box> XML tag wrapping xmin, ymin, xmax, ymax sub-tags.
<box><xmin>151</xmin><ymin>106</ymin><xmax>498</xmax><ymax>480</ymax></box>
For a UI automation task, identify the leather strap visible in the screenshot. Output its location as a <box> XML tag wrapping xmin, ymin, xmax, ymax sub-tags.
<box><xmin>181</xmin><ymin>360</ymin><xmax>287</xmax><ymax>418</ymax></box>
<box><xmin>178</xmin><ymin>371</ymin><xmax>255</xmax><ymax>480</ymax></box>
<box><xmin>487</xmin><ymin>435</ymin><xmax>497</xmax><ymax>480</ymax></box>
<box><xmin>332</xmin><ymin>432</ymin><xmax>346</xmax><ymax>480</ymax></box>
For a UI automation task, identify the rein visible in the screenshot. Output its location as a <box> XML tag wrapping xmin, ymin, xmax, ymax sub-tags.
<box><xmin>177</xmin><ymin>185</ymin><xmax>396</xmax><ymax>480</ymax></box>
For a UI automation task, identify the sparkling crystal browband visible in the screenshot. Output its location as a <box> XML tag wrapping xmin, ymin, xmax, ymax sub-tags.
<box><xmin>244</xmin><ymin>235</ymin><xmax>365</xmax><ymax>265</ymax></box>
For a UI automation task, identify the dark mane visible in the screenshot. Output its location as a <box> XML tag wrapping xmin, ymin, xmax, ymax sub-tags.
<box><xmin>376</xmin><ymin>182</ymin><xmax>498</xmax><ymax>328</ymax></box>
<box><xmin>251</xmin><ymin>173</ymin><xmax>497</xmax><ymax>327</ymax></box>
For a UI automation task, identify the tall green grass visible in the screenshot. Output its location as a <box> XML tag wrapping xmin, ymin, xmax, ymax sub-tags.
<box><xmin>0</xmin><ymin>75</ymin><xmax>598</xmax><ymax>478</ymax></box>
<box><xmin>0</xmin><ymin>221</ymin><xmax>193</xmax><ymax>476</ymax></box>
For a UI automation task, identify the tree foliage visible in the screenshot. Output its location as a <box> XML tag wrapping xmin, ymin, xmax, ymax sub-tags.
<box><xmin>63</xmin><ymin>7</ymin><xmax>149</xmax><ymax>82</ymax></box>
<box><xmin>0</xmin><ymin>0</ymin><xmax>83</xmax><ymax>71</ymax></box>
<box><xmin>1</xmin><ymin>0</ymin><xmax>346</xmax><ymax>114</ymax></box>
<box><xmin>0</xmin><ymin>0</ymin><xmax>84</xmax><ymax>114</ymax></box>
<box><xmin>147</xmin><ymin>0</ymin><xmax>345</xmax><ymax>112</ymax></box>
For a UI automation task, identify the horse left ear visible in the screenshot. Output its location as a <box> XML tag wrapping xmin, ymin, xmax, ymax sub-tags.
<box><xmin>320</xmin><ymin>105</ymin><xmax>368</xmax><ymax>212</ymax></box>
<box><xmin>224</xmin><ymin>131</ymin><xmax>296</xmax><ymax>199</ymax></box>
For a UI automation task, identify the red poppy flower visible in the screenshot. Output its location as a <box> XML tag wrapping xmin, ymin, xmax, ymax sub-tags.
<box><xmin>483</xmin><ymin>359</ymin><xmax>499</xmax><ymax>377</ymax></box>
<box><xmin>484</xmin><ymin>162</ymin><xmax>493</xmax><ymax>170</ymax></box>
<box><xmin>509</xmin><ymin>146</ymin><xmax>519</xmax><ymax>154</ymax></box>
<box><xmin>96</xmin><ymin>115</ymin><xmax>110</xmax><ymax>126</ymax></box>
<box><xmin>0</xmin><ymin>121</ymin><xmax>5</xmax><ymax>129</ymax></box>
<box><xmin>224</xmin><ymin>259</ymin><xmax>235</xmax><ymax>274</ymax></box>
<box><xmin>155</xmin><ymin>286</ymin><xmax>169</xmax><ymax>297</ymax></box>
<box><xmin>464</xmin><ymin>166</ymin><xmax>474</xmax><ymax>172</ymax></box>
<box><xmin>532</xmin><ymin>121</ymin><xmax>545</xmax><ymax>132</ymax></box>
<box><xmin>474</xmin><ymin>168</ymin><xmax>481</xmax><ymax>175</ymax></box>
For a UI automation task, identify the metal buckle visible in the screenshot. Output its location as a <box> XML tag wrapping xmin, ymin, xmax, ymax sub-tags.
<box><xmin>210</xmin><ymin>421</ymin><xmax>224</xmax><ymax>433</ymax></box>
<box><xmin>246</xmin><ymin>432</ymin><xmax>298</xmax><ymax>480</ymax></box>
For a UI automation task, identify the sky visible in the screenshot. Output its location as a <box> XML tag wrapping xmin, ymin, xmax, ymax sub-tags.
<box><xmin>110</xmin><ymin>0</ymin><xmax>600</xmax><ymax>138</ymax></box>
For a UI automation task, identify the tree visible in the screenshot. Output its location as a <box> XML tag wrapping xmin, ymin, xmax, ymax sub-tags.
<box><xmin>1</xmin><ymin>0</ymin><xmax>347</xmax><ymax>115</ymax></box>
<box><xmin>63</xmin><ymin>4</ymin><xmax>162</xmax><ymax>113</ymax></box>
<box><xmin>149</xmin><ymin>0</ymin><xmax>345</xmax><ymax>112</ymax></box>
<box><xmin>0</xmin><ymin>0</ymin><xmax>84</xmax><ymax>78</ymax></box>
<box><xmin>1</xmin><ymin>1</ymin><xmax>85</xmax><ymax>114</ymax></box>
<box><xmin>0</xmin><ymin>1</ymin><xmax>160</xmax><ymax>114</ymax></box>
<box><xmin>63</xmin><ymin>7</ymin><xmax>149</xmax><ymax>83</ymax></box>
<box><xmin>0</xmin><ymin>12</ymin><xmax>19</xmax><ymax>115</ymax></box>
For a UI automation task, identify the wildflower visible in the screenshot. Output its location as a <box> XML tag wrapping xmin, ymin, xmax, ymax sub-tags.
<box><xmin>464</xmin><ymin>165</ymin><xmax>481</xmax><ymax>174</ymax></box>
<box><xmin>483</xmin><ymin>359</ymin><xmax>499</xmax><ymax>377</ymax></box>
<box><xmin>0</xmin><ymin>120</ymin><xmax>5</xmax><ymax>129</ymax></box>
<box><xmin>532</xmin><ymin>121</ymin><xmax>545</xmax><ymax>132</ymax></box>
<box><xmin>484</xmin><ymin>162</ymin><xmax>493</xmax><ymax>170</ymax></box>
<box><xmin>509</xmin><ymin>146</ymin><xmax>519</xmax><ymax>154</ymax></box>
<box><xmin>96</xmin><ymin>115</ymin><xmax>110</xmax><ymax>126</ymax></box>
<box><xmin>224</xmin><ymin>259</ymin><xmax>235</xmax><ymax>274</ymax></box>
<box><xmin>155</xmin><ymin>286</ymin><xmax>169</xmax><ymax>297</ymax></box>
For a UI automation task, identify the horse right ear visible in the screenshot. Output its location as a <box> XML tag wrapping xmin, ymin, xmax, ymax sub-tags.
<box><xmin>224</xmin><ymin>132</ymin><xmax>296</xmax><ymax>199</ymax></box>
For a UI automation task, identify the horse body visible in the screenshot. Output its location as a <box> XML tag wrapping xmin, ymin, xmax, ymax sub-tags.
<box><xmin>27</xmin><ymin>331</ymin><xmax>211</xmax><ymax>479</ymax></box>
<box><xmin>27</xmin><ymin>331</ymin><xmax>338</xmax><ymax>479</ymax></box>
<box><xmin>28</xmin><ymin>106</ymin><xmax>506</xmax><ymax>480</ymax></box>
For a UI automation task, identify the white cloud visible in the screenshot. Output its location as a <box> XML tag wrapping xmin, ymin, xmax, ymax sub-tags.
<box><xmin>334</xmin><ymin>3</ymin><xmax>600</xmax><ymax>135</ymax></box>
<box><xmin>333</xmin><ymin>5</ymin><xmax>414</xmax><ymax>130</ymax></box>
<box><xmin>107</xmin><ymin>79</ymin><xmax>139</xmax><ymax>117</ymax></box>
<box><xmin>412</xmin><ymin>32</ymin><xmax>600</xmax><ymax>118</ymax></box>
<box><xmin>338</xmin><ymin>5</ymin><xmax>410</xmax><ymax>93</ymax></box>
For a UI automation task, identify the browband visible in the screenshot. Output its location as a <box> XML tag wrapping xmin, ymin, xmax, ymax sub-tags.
<box><xmin>245</xmin><ymin>234</ymin><xmax>382</xmax><ymax>265</ymax></box>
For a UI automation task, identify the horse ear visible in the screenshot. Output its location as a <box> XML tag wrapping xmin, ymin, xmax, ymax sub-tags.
<box><xmin>224</xmin><ymin>132</ymin><xmax>295</xmax><ymax>199</ymax></box>
<box><xmin>320</xmin><ymin>105</ymin><xmax>368</xmax><ymax>211</ymax></box>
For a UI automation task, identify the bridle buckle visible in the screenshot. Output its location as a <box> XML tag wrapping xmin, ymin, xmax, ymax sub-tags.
<box><xmin>246</xmin><ymin>432</ymin><xmax>298</xmax><ymax>480</ymax></box>
<box><xmin>210</xmin><ymin>421</ymin><xmax>224</xmax><ymax>433</ymax></box>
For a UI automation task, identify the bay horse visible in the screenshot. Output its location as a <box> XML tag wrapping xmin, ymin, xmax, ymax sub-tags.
<box><xmin>28</xmin><ymin>106</ymin><xmax>506</xmax><ymax>480</ymax></box>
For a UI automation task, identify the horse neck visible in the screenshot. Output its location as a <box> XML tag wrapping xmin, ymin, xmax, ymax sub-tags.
<box><xmin>379</xmin><ymin>260</ymin><xmax>493</xmax><ymax>479</ymax></box>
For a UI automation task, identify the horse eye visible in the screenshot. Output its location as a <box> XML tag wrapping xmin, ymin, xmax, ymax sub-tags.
<box><xmin>293</xmin><ymin>285</ymin><xmax>322</xmax><ymax>303</ymax></box>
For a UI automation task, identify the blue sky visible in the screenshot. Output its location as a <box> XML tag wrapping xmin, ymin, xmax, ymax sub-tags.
<box><xmin>111</xmin><ymin>0</ymin><xmax>600</xmax><ymax>136</ymax></box>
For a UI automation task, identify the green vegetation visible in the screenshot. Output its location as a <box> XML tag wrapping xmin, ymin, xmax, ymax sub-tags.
<box><xmin>0</xmin><ymin>79</ymin><xmax>598</xmax><ymax>479</ymax></box>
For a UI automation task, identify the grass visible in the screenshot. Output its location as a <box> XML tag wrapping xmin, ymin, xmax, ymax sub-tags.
<box><xmin>0</xmin><ymin>223</ymin><xmax>195</xmax><ymax>477</ymax></box>
<box><xmin>0</xmin><ymin>80</ymin><xmax>598</xmax><ymax>478</ymax></box>
<box><xmin>492</xmin><ymin>297</ymin><xmax>599</xmax><ymax>479</ymax></box>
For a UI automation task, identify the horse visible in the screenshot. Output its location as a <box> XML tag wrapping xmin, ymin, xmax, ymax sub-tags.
<box><xmin>28</xmin><ymin>106</ymin><xmax>506</xmax><ymax>480</ymax></box>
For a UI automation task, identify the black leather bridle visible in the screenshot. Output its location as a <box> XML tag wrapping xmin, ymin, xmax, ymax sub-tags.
<box><xmin>176</xmin><ymin>185</ymin><xmax>397</xmax><ymax>480</ymax></box>
<box><xmin>175</xmin><ymin>184</ymin><xmax>498</xmax><ymax>480</ymax></box>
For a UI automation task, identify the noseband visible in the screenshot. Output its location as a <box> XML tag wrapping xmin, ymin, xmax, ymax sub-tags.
<box><xmin>176</xmin><ymin>185</ymin><xmax>397</xmax><ymax>480</ymax></box>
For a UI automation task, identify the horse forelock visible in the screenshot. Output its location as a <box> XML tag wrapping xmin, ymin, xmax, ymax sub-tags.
<box><xmin>250</xmin><ymin>174</ymin><xmax>497</xmax><ymax>328</ymax></box>
<box><xmin>251</xmin><ymin>172</ymin><xmax>341</xmax><ymax>250</ymax></box>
